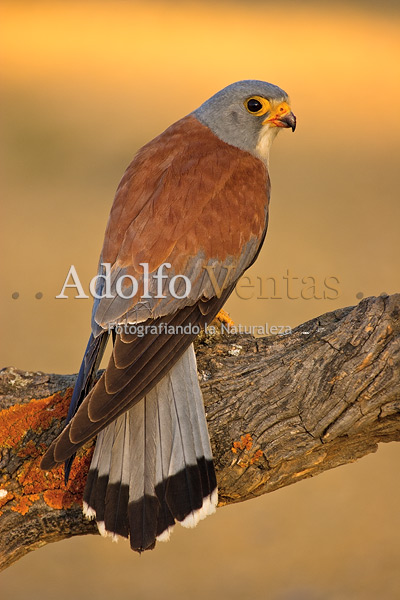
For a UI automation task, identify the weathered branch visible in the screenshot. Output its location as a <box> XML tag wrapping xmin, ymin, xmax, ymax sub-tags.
<box><xmin>1</xmin><ymin>294</ymin><xmax>399</xmax><ymax>570</ymax></box>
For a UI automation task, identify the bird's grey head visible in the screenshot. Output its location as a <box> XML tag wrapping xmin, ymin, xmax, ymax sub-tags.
<box><xmin>194</xmin><ymin>80</ymin><xmax>296</xmax><ymax>164</ymax></box>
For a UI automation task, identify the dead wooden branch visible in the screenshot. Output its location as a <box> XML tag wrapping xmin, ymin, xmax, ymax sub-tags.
<box><xmin>1</xmin><ymin>294</ymin><xmax>399</xmax><ymax>570</ymax></box>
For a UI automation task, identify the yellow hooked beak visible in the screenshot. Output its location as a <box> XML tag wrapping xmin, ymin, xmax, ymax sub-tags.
<box><xmin>263</xmin><ymin>101</ymin><xmax>296</xmax><ymax>131</ymax></box>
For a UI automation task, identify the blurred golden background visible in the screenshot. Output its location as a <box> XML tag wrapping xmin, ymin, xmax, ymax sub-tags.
<box><xmin>1</xmin><ymin>1</ymin><xmax>399</xmax><ymax>598</ymax></box>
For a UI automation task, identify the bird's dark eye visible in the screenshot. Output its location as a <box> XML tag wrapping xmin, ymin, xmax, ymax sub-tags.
<box><xmin>244</xmin><ymin>96</ymin><xmax>271</xmax><ymax>116</ymax></box>
<box><xmin>246</xmin><ymin>98</ymin><xmax>263</xmax><ymax>113</ymax></box>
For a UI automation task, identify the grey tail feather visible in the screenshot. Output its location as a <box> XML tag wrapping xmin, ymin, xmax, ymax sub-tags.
<box><xmin>82</xmin><ymin>343</ymin><xmax>218</xmax><ymax>552</ymax></box>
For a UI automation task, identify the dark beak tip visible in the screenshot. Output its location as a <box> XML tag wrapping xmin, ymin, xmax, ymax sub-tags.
<box><xmin>280</xmin><ymin>112</ymin><xmax>296</xmax><ymax>132</ymax></box>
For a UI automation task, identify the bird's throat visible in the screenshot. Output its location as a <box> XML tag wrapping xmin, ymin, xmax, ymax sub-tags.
<box><xmin>255</xmin><ymin>125</ymin><xmax>280</xmax><ymax>167</ymax></box>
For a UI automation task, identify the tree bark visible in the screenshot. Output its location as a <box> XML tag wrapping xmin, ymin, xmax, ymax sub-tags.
<box><xmin>0</xmin><ymin>294</ymin><xmax>399</xmax><ymax>570</ymax></box>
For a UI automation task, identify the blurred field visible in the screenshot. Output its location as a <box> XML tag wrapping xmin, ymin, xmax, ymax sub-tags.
<box><xmin>1</xmin><ymin>2</ymin><xmax>399</xmax><ymax>598</ymax></box>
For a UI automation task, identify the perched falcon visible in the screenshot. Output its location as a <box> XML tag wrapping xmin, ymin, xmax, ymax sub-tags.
<box><xmin>41</xmin><ymin>80</ymin><xmax>296</xmax><ymax>552</ymax></box>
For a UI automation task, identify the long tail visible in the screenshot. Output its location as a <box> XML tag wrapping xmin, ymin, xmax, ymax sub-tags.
<box><xmin>82</xmin><ymin>343</ymin><xmax>217</xmax><ymax>552</ymax></box>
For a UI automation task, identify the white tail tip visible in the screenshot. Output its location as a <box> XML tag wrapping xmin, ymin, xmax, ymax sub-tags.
<box><xmin>180</xmin><ymin>489</ymin><xmax>218</xmax><ymax>529</ymax></box>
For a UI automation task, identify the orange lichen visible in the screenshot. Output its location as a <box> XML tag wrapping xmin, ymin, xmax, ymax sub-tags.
<box><xmin>1</xmin><ymin>445</ymin><xmax>94</xmax><ymax>516</ymax></box>
<box><xmin>65</xmin><ymin>444</ymin><xmax>94</xmax><ymax>500</ymax></box>
<box><xmin>43</xmin><ymin>489</ymin><xmax>75</xmax><ymax>510</ymax></box>
<box><xmin>232</xmin><ymin>433</ymin><xmax>253</xmax><ymax>453</ymax></box>
<box><xmin>249</xmin><ymin>449</ymin><xmax>263</xmax><ymax>464</ymax></box>
<box><xmin>0</xmin><ymin>388</ymin><xmax>94</xmax><ymax>516</ymax></box>
<box><xmin>231</xmin><ymin>434</ymin><xmax>263</xmax><ymax>468</ymax></box>
<box><xmin>11</xmin><ymin>494</ymin><xmax>40</xmax><ymax>515</ymax></box>
<box><xmin>18</xmin><ymin>439</ymin><xmax>42</xmax><ymax>458</ymax></box>
<box><xmin>0</xmin><ymin>389</ymin><xmax>73</xmax><ymax>449</ymax></box>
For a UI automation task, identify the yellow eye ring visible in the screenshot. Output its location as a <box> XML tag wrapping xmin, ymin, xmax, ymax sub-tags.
<box><xmin>244</xmin><ymin>96</ymin><xmax>271</xmax><ymax>116</ymax></box>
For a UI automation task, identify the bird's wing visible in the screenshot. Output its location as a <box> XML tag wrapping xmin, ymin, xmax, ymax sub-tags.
<box><xmin>93</xmin><ymin>114</ymin><xmax>269</xmax><ymax>329</ymax></box>
<box><xmin>41</xmin><ymin>115</ymin><xmax>269</xmax><ymax>469</ymax></box>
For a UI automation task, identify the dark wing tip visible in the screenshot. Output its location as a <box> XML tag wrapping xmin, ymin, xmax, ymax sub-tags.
<box><xmin>40</xmin><ymin>443</ymin><xmax>57</xmax><ymax>470</ymax></box>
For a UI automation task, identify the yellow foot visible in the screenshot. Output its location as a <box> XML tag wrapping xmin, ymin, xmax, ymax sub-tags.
<box><xmin>214</xmin><ymin>309</ymin><xmax>234</xmax><ymax>327</ymax></box>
